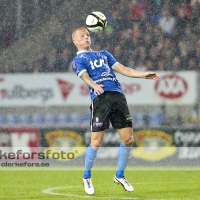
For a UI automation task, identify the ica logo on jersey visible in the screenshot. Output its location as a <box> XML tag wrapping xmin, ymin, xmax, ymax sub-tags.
<box><xmin>90</xmin><ymin>59</ymin><xmax>105</xmax><ymax>70</ymax></box>
<box><xmin>90</xmin><ymin>59</ymin><xmax>112</xmax><ymax>77</ymax></box>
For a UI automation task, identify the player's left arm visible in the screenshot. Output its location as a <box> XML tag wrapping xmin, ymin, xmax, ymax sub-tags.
<box><xmin>113</xmin><ymin>63</ymin><xmax>160</xmax><ymax>80</ymax></box>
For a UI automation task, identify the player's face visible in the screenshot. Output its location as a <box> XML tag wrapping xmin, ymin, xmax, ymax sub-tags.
<box><xmin>73</xmin><ymin>29</ymin><xmax>91</xmax><ymax>50</ymax></box>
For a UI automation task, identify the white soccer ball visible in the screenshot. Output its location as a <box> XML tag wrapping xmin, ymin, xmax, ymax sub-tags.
<box><xmin>86</xmin><ymin>11</ymin><xmax>107</xmax><ymax>33</ymax></box>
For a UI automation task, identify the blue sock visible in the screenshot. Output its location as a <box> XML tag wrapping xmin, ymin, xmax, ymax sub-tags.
<box><xmin>83</xmin><ymin>145</ymin><xmax>98</xmax><ymax>179</ymax></box>
<box><xmin>116</xmin><ymin>142</ymin><xmax>131</xmax><ymax>178</ymax></box>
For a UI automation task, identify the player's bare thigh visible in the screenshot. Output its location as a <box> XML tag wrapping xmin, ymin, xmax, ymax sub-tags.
<box><xmin>117</xmin><ymin>127</ymin><xmax>134</xmax><ymax>147</ymax></box>
<box><xmin>91</xmin><ymin>130</ymin><xmax>105</xmax><ymax>149</ymax></box>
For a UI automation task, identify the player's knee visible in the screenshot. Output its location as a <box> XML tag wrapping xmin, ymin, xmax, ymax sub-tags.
<box><xmin>123</xmin><ymin>137</ymin><xmax>134</xmax><ymax>147</ymax></box>
<box><xmin>91</xmin><ymin>140</ymin><xmax>102</xmax><ymax>148</ymax></box>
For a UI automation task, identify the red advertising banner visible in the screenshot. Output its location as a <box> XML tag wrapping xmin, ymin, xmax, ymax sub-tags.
<box><xmin>0</xmin><ymin>128</ymin><xmax>39</xmax><ymax>161</ymax></box>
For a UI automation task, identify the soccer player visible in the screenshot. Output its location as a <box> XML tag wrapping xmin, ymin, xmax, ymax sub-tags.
<box><xmin>71</xmin><ymin>27</ymin><xmax>160</xmax><ymax>195</ymax></box>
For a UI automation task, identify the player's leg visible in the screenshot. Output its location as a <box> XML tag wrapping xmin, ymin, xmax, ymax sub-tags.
<box><xmin>83</xmin><ymin>92</ymin><xmax>110</xmax><ymax>195</ymax></box>
<box><xmin>116</xmin><ymin>127</ymin><xmax>134</xmax><ymax>178</ymax></box>
<box><xmin>83</xmin><ymin>130</ymin><xmax>104</xmax><ymax>195</ymax></box>
<box><xmin>83</xmin><ymin>130</ymin><xmax>105</xmax><ymax>179</ymax></box>
<box><xmin>113</xmin><ymin>127</ymin><xmax>134</xmax><ymax>192</ymax></box>
<box><xmin>110</xmin><ymin>92</ymin><xmax>134</xmax><ymax>192</ymax></box>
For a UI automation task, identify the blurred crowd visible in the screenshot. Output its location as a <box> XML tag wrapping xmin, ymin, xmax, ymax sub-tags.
<box><xmin>1</xmin><ymin>0</ymin><xmax>200</xmax><ymax>73</ymax></box>
<box><xmin>94</xmin><ymin>0</ymin><xmax>200</xmax><ymax>71</ymax></box>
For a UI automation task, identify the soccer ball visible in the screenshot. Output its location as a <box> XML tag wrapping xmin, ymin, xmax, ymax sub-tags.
<box><xmin>86</xmin><ymin>11</ymin><xmax>107</xmax><ymax>33</ymax></box>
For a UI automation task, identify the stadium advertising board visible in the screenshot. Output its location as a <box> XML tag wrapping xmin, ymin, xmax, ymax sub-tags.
<box><xmin>40</xmin><ymin>129</ymin><xmax>86</xmax><ymax>162</ymax></box>
<box><xmin>1</xmin><ymin>128</ymin><xmax>200</xmax><ymax>167</ymax></box>
<box><xmin>39</xmin><ymin>128</ymin><xmax>200</xmax><ymax>166</ymax></box>
<box><xmin>0</xmin><ymin>128</ymin><xmax>39</xmax><ymax>164</ymax></box>
<box><xmin>0</xmin><ymin>71</ymin><xmax>197</xmax><ymax>106</ymax></box>
<box><xmin>87</xmin><ymin>128</ymin><xmax>200</xmax><ymax>166</ymax></box>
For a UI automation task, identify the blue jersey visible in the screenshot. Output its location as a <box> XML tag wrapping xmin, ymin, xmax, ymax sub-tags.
<box><xmin>71</xmin><ymin>50</ymin><xmax>123</xmax><ymax>100</ymax></box>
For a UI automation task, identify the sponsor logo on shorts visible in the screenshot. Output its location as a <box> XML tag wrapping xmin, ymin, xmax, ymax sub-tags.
<box><xmin>93</xmin><ymin>122</ymin><xmax>103</xmax><ymax>127</ymax></box>
<box><xmin>126</xmin><ymin>115</ymin><xmax>132</xmax><ymax>122</ymax></box>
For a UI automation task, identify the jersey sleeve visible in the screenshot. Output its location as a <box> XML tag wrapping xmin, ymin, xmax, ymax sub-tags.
<box><xmin>103</xmin><ymin>50</ymin><xmax>119</xmax><ymax>69</ymax></box>
<box><xmin>71</xmin><ymin>57</ymin><xmax>87</xmax><ymax>77</ymax></box>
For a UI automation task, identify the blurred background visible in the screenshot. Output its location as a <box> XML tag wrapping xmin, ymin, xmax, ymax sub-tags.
<box><xmin>0</xmin><ymin>0</ymin><xmax>200</xmax><ymax>129</ymax></box>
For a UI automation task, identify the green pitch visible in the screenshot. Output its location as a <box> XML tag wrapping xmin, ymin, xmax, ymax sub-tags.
<box><xmin>0</xmin><ymin>168</ymin><xmax>200</xmax><ymax>200</ymax></box>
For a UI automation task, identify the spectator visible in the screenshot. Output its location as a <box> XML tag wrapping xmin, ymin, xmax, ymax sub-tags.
<box><xmin>191</xmin><ymin>0</ymin><xmax>200</xmax><ymax>24</ymax></box>
<box><xmin>188</xmin><ymin>58</ymin><xmax>198</xmax><ymax>70</ymax></box>
<box><xmin>145</xmin><ymin>22</ymin><xmax>154</xmax><ymax>34</ymax></box>
<box><xmin>112</xmin><ymin>45</ymin><xmax>124</xmax><ymax>64</ymax></box>
<box><xmin>171</xmin><ymin>27</ymin><xmax>180</xmax><ymax>46</ymax></box>
<box><xmin>172</xmin><ymin>57</ymin><xmax>181</xmax><ymax>71</ymax></box>
<box><xmin>46</xmin><ymin>61</ymin><xmax>56</xmax><ymax>72</ymax></box>
<box><xmin>164</xmin><ymin>50</ymin><xmax>173</xmax><ymax>70</ymax></box>
<box><xmin>107</xmin><ymin>10</ymin><xmax>124</xmax><ymax>32</ymax></box>
<box><xmin>191</xmin><ymin>0</ymin><xmax>200</xmax><ymax>6</ymax></box>
<box><xmin>45</xmin><ymin>47</ymin><xmax>57</xmax><ymax>70</ymax></box>
<box><xmin>149</xmin><ymin>46</ymin><xmax>159</xmax><ymax>68</ymax></box>
<box><xmin>176</xmin><ymin>1</ymin><xmax>192</xmax><ymax>30</ymax></box>
<box><xmin>178</xmin><ymin>40</ymin><xmax>188</xmax><ymax>57</ymax></box>
<box><xmin>135</xmin><ymin>60</ymin><xmax>147</xmax><ymax>71</ymax></box>
<box><xmin>136</xmin><ymin>46</ymin><xmax>147</xmax><ymax>63</ymax></box>
<box><xmin>155</xmin><ymin>36</ymin><xmax>164</xmax><ymax>57</ymax></box>
<box><xmin>65</xmin><ymin>34</ymin><xmax>76</xmax><ymax>62</ymax></box>
<box><xmin>104</xmin><ymin>43</ymin><xmax>113</xmax><ymax>53</ymax></box>
<box><xmin>178</xmin><ymin>41</ymin><xmax>190</xmax><ymax>70</ymax></box>
<box><xmin>0</xmin><ymin>21</ymin><xmax>14</xmax><ymax>50</ymax></box>
<box><xmin>152</xmin><ymin>27</ymin><xmax>163</xmax><ymax>44</ymax></box>
<box><xmin>39</xmin><ymin>0</ymin><xmax>52</xmax><ymax>20</ymax></box>
<box><xmin>2</xmin><ymin>64</ymin><xmax>13</xmax><ymax>73</ymax></box>
<box><xmin>111</xmin><ymin>0</ymin><xmax>130</xmax><ymax>29</ymax></box>
<box><xmin>118</xmin><ymin>28</ymin><xmax>130</xmax><ymax>45</ymax></box>
<box><xmin>104</xmin><ymin>25</ymin><xmax>114</xmax><ymax>40</ymax></box>
<box><xmin>158</xmin><ymin>9</ymin><xmax>176</xmax><ymax>35</ymax></box>
<box><xmin>139</xmin><ymin>10</ymin><xmax>150</xmax><ymax>32</ymax></box>
<box><xmin>176</xmin><ymin>1</ymin><xmax>192</xmax><ymax>19</ymax></box>
<box><xmin>18</xmin><ymin>61</ymin><xmax>33</xmax><ymax>73</ymax></box>
<box><xmin>145</xmin><ymin>59</ymin><xmax>154</xmax><ymax>71</ymax></box>
<box><xmin>147</xmin><ymin>0</ymin><xmax>162</xmax><ymax>16</ymax></box>
<box><xmin>196</xmin><ymin>47</ymin><xmax>200</xmax><ymax>70</ymax></box>
<box><xmin>32</xmin><ymin>60</ymin><xmax>43</xmax><ymax>73</ymax></box>
<box><xmin>127</xmin><ymin>58</ymin><xmax>136</xmax><ymax>69</ymax></box>
<box><xmin>130</xmin><ymin>22</ymin><xmax>141</xmax><ymax>41</ymax></box>
<box><xmin>142</xmin><ymin>33</ymin><xmax>153</xmax><ymax>53</ymax></box>
<box><xmin>51</xmin><ymin>27</ymin><xmax>66</xmax><ymax>53</ymax></box>
<box><xmin>54</xmin><ymin>48</ymin><xmax>70</xmax><ymax>72</ymax></box>
<box><xmin>187</xmin><ymin>34</ymin><xmax>198</xmax><ymax>58</ymax></box>
<box><xmin>0</xmin><ymin>20</ymin><xmax>4</xmax><ymax>50</ymax></box>
<box><xmin>37</xmin><ymin>52</ymin><xmax>48</xmax><ymax>72</ymax></box>
<box><xmin>163</xmin><ymin>0</ymin><xmax>176</xmax><ymax>15</ymax></box>
<box><xmin>183</xmin><ymin>24</ymin><xmax>193</xmax><ymax>41</ymax></box>
<box><xmin>162</xmin><ymin>37</ymin><xmax>173</xmax><ymax>54</ymax></box>
<box><xmin>157</xmin><ymin>59</ymin><xmax>165</xmax><ymax>71</ymax></box>
<box><xmin>129</xmin><ymin>0</ymin><xmax>148</xmax><ymax>20</ymax></box>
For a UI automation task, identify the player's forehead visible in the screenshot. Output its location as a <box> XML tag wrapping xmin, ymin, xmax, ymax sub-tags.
<box><xmin>73</xmin><ymin>28</ymin><xmax>89</xmax><ymax>38</ymax></box>
<box><xmin>76</xmin><ymin>29</ymin><xmax>89</xmax><ymax>36</ymax></box>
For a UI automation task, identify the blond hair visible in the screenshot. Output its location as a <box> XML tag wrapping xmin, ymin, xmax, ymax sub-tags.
<box><xmin>72</xmin><ymin>27</ymin><xmax>87</xmax><ymax>40</ymax></box>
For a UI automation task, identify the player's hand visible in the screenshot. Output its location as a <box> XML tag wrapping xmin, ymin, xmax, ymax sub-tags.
<box><xmin>143</xmin><ymin>72</ymin><xmax>160</xmax><ymax>80</ymax></box>
<box><xmin>93</xmin><ymin>84</ymin><xmax>104</xmax><ymax>95</ymax></box>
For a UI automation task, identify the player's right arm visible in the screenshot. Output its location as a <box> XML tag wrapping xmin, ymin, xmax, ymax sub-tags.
<box><xmin>72</xmin><ymin>57</ymin><xmax>104</xmax><ymax>95</ymax></box>
<box><xmin>80</xmin><ymin>71</ymin><xmax>104</xmax><ymax>95</ymax></box>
